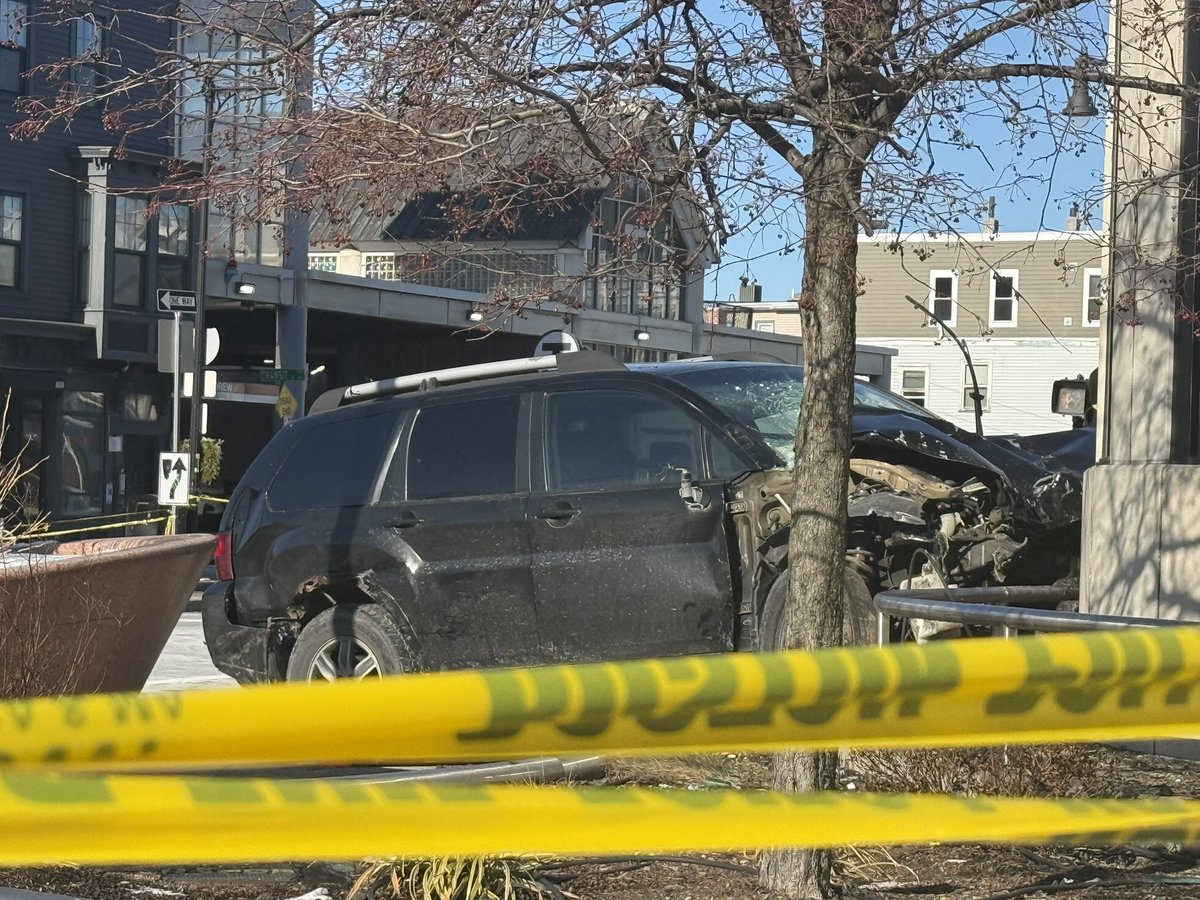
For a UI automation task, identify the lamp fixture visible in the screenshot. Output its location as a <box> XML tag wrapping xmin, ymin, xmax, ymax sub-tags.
<box><xmin>634</xmin><ymin>328</ymin><xmax>651</xmax><ymax>342</ymax></box>
<box><xmin>1061</xmin><ymin>55</ymin><xmax>1099</xmax><ymax>118</ymax></box>
<box><xmin>467</xmin><ymin>306</ymin><xmax>485</xmax><ymax>323</ymax></box>
<box><xmin>310</xmin><ymin>364</ymin><xmax>326</xmax><ymax>376</ymax></box>
<box><xmin>233</xmin><ymin>281</ymin><xmax>256</xmax><ymax>296</ymax></box>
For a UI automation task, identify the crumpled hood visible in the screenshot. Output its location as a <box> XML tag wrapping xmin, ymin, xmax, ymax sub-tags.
<box><xmin>850</xmin><ymin>411</ymin><xmax>1083</xmax><ymax>531</ymax></box>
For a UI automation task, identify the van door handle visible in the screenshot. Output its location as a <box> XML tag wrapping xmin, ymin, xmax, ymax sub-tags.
<box><xmin>535</xmin><ymin>502</ymin><xmax>581</xmax><ymax>523</ymax></box>
<box><xmin>389</xmin><ymin>510</ymin><xmax>422</xmax><ymax>529</ymax></box>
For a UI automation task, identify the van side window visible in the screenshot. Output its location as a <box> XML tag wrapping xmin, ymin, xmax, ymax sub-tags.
<box><xmin>268</xmin><ymin>413</ymin><xmax>395</xmax><ymax>511</ymax></box>
<box><xmin>396</xmin><ymin>396</ymin><xmax>520</xmax><ymax>501</ymax></box>
<box><xmin>544</xmin><ymin>390</ymin><xmax>702</xmax><ymax>491</ymax></box>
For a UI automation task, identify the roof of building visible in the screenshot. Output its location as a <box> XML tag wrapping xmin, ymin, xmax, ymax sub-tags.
<box><xmin>382</xmin><ymin>187</ymin><xmax>606</xmax><ymax>242</ymax></box>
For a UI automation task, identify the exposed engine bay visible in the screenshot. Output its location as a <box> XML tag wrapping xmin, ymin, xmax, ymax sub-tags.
<box><xmin>727</xmin><ymin>421</ymin><xmax>1084</xmax><ymax>622</ymax></box>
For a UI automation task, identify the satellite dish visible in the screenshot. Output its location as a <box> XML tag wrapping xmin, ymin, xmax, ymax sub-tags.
<box><xmin>533</xmin><ymin>330</ymin><xmax>580</xmax><ymax>357</ymax></box>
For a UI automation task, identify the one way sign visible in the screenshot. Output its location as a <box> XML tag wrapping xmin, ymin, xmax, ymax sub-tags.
<box><xmin>158</xmin><ymin>452</ymin><xmax>191</xmax><ymax>506</ymax></box>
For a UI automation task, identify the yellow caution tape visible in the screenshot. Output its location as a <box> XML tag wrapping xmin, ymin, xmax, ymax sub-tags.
<box><xmin>0</xmin><ymin>776</ymin><xmax>1198</xmax><ymax>866</ymax></box>
<box><xmin>14</xmin><ymin>516</ymin><xmax>169</xmax><ymax>540</ymax></box>
<box><xmin>189</xmin><ymin>494</ymin><xmax>228</xmax><ymax>505</ymax></box>
<box><xmin>1</xmin><ymin>627</ymin><xmax>1199</xmax><ymax>771</ymax></box>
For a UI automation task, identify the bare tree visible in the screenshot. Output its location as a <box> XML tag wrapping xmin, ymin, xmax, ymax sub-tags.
<box><xmin>15</xmin><ymin>0</ymin><xmax>1194</xmax><ymax>895</ymax></box>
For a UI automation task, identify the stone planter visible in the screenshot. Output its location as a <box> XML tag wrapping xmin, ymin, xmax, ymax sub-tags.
<box><xmin>0</xmin><ymin>534</ymin><xmax>214</xmax><ymax>697</ymax></box>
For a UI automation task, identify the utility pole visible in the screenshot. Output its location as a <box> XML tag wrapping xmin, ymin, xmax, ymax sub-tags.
<box><xmin>188</xmin><ymin>74</ymin><xmax>216</xmax><ymax>526</ymax></box>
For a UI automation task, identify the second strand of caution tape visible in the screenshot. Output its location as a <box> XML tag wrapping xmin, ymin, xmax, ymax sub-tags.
<box><xmin>3</xmin><ymin>775</ymin><xmax>1200</xmax><ymax>866</ymax></box>
<box><xmin>1</xmin><ymin>627</ymin><xmax>1199</xmax><ymax>770</ymax></box>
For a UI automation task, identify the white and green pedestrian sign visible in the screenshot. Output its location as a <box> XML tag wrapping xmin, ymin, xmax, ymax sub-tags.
<box><xmin>158</xmin><ymin>452</ymin><xmax>191</xmax><ymax>506</ymax></box>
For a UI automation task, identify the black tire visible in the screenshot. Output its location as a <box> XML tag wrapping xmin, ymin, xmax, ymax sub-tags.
<box><xmin>285</xmin><ymin>604</ymin><xmax>412</xmax><ymax>682</ymax></box>
<box><xmin>759</xmin><ymin>568</ymin><xmax>876</xmax><ymax>651</ymax></box>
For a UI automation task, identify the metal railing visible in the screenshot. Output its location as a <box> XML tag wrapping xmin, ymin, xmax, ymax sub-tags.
<box><xmin>873</xmin><ymin>585</ymin><xmax>1191</xmax><ymax>644</ymax></box>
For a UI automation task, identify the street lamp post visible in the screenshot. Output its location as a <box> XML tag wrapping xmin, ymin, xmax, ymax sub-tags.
<box><xmin>187</xmin><ymin>75</ymin><xmax>216</xmax><ymax>518</ymax></box>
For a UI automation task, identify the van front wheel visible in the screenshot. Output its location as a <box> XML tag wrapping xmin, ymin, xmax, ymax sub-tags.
<box><xmin>759</xmin><ymin>569</ymin><xmax>876</xmax><ymax>651</ymax></box>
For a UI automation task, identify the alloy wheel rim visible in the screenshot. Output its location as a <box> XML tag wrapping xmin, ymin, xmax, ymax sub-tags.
<box><xmin>308</xmin><ymin>637</ymin><xmax>382</xmax><ymax>681</ymax></box>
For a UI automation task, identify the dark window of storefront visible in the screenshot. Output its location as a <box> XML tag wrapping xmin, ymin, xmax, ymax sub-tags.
<box><xmin>14</xmin><ymin>397</ymin><xmax>43</xmax><ymax>522</ymax></box>
<box><xmin>62</xmin><ymin>391</ymin><xmax>106</xmax><ymax>518</ymax></box>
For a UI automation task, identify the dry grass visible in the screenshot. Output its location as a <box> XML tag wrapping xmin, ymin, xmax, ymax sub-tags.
<box><xmin>843</xmin><ymin>743</ymin><xmax>1122</xmax><ymax>798</ymax></box>
<box><xmin>603</xmin><ymin>753</ymin><xmax>771</xmax><ymax>790</ymax></box>
<box><xmin>348</xmin><ymin>857</ymin><xmax>548</xmax><ymax>900</ymax></box>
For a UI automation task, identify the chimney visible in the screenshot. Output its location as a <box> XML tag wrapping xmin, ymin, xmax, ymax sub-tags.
<box><xmin>982</xmin><ymin>196</ymin><xmax>999</xmax><ymax>236</ymax></box>
<box><xmin>738</xmin><ymin>278</ymin><xmax>763</xmax><ymax>304</ymax></box>
<box><xmin>1065</xmin><ymin>203</ymin><xmax>1081</xmax><ymax>232</ymax></box>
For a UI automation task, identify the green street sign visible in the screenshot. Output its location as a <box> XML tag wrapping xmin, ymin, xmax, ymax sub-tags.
<box><xmin>254</xmin><ymin>368</ymin><xmax>306</xmax><ymax>385</ymax></box>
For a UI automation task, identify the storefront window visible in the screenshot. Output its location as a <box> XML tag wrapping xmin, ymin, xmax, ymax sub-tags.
<box><xmin>15</xmin><ymin>397</ymin><xmax>42</xmax><ymax>521</ymax></box>
<box><xmin>62</xmin><ymin>391</ymin><xmax>105</xmax><ymax>517</ymax></box>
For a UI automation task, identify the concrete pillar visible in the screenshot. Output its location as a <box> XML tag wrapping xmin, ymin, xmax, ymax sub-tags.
<box><xmin>1080</xmin><ymin>0</ymin><xmax>1200</xmax><ymax>623</ymax></box>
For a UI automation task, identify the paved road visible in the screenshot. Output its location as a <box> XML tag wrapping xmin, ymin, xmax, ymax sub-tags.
<box><xmin>143</xmin><ymin>605</ymin><xmax>237</xmax><ymax>693</ymax></box>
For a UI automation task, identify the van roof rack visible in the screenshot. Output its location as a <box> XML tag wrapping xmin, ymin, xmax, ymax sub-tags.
<box><xmin>310</xmin><ymin>350</ymin><xmax>625</xmax><ymax>415</ymax></box>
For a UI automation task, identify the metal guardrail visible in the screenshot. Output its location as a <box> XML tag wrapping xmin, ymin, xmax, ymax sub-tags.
<box><xmin>873</xmin><ymin>585</ymin><xmax>1193</xmax><ymax>643</ymax></box>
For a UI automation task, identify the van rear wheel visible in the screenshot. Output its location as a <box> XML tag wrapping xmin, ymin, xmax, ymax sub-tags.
<box><xmin>286</xmin><ymin>604</ymin><xmax>411</xmax><ymax>681</ymax></box>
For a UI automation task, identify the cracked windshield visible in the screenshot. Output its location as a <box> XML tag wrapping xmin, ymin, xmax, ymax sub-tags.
<box><xmin>666</xmin><ymin>364</ymin><xmax>930</xmax><ymax>466</ymax></box>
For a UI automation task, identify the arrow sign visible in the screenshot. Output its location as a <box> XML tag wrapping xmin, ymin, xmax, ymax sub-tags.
<box><xmin>157</xmin><ymin>452</ymin><xmax>191</xmax><ymax>507</ymax></box>
<box><xmin>157</xmin><ymin>290</ymin><xmax>198</xmax><ymax>314</ymax></box>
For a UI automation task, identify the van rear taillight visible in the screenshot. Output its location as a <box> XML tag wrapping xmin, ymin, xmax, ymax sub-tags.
<box><xmin>214</xmin><ymin>531</ymin><xmax>234</xmax><ymax>581</ymax></box>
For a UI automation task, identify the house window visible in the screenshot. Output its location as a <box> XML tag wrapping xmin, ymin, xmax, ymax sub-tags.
<box><xmin>71</xmin><ymin>14</ymin><xmax>107</xmax><ymax>94</ymax></box>
<box><xmin>363</xmin><ymin>253</ymin><xmax>397</xmax><ymax>280</ymax></box>
<box><xmin>928</xmin><ymin>270</ymin><xmax>957</xmax><ymax>326</ymax></box>
<box><xmin>754</xmin><ymin>321</ymin><xmax>776</xmax><ymax>333</ymax></box>
<box><xmin>900</xmin><ymin>367</ymin><xmax>928</xmax><ymax>407</ymax></box>
<box><xmin>1083</xmin><ymin>267</ymin><xmax>1102</xmax><ymax>326</ymax></box>
<box><xmin>156</xmin><ymin>204</ymin><xmax>191</xmax><ymax>292</ymax></box>
<box><xmin>961</xmin><ymin>363</ymin><xmax>990</xmax><ymax>412</ymax></box>
<box><xmin>113</xmin><ymin>197</ymin><xmax>148</xmax><ymax>308</ymax></box>
<box><xmin>396</xmin><ymin>250</ymin><xmax>555</xmax><ymax>296</ymax></box>
<box><xmin>990</xmin><ymin>269</ymin><xmax>1019</xmax><ymax>327</ymax></box>
<box><xmin>0</xmin><ymin>0</ymin><xmax>28</xmax><ymax>94</ymax></box>
<box><xmin>309</xmin><ymin>253</ymin><xmax>338</xmax><ymax>272</ymax></box>
<box><xmin>0</xmin><ymin>192</ymin><xmax>23</xmax><ymax>288</ymax></box>
<box><xmin>585</xmin><ymin>183</ymin><xmax>687</xmax><ymax>321</ymax></box>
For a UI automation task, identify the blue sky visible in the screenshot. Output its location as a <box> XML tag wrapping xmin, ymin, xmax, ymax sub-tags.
<box><xmin>706</xmin><ymin>114</ymin><xmax>1106</xmax><ymax>303</ymax></box>
<box><xmin>702</xmin><ymin>8</ymin><xmax>1110</xmax><ymax>305</ymax></box>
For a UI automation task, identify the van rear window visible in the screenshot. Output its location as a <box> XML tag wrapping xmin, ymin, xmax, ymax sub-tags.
<box><xmin>268</xmin><ymin>413</ymin><xmax>396</xmax><ymax>510</ymax></box>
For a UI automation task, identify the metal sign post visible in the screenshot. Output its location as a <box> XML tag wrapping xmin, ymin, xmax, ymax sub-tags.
<box><xmin>158</xmin><ymin>289</ymin><xmax>198</xmax><ymax>533</ymax></box>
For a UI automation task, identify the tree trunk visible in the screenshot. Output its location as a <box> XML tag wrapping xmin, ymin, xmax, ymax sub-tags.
<box><xmin>759</xmin><ymin>140</ymin><xmax>863</xmax><ymax>900</ymax></box>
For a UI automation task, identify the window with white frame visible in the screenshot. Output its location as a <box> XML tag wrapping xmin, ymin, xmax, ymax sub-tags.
<box><xmin>1083</xmin><ymin>267</ymin><xmax>1102</xmax><ymax>326</ymax></box>
<box><xmin>754</xmin><ymin>320</ymin><xmax>776</xmax><ymax>333</ymax></box>
<box><xmin>928</xmin><ymin>270</ymin><xmax>957</xmax><ymax>326</ymax></box>
<box><xmin>396</xmin><ymin>250</ymin><xmax>556</xmax><ymax>295</ymax></box>
<box><xmin>113</xmin><ymin>197</ymin><xmax>148</xmax><ymax>308</ymax></box>
<box><xmin>989</xmin><ymin>269</ymin><xmax>1018</xmax><ymax>327</ymax></box>
<box><xmin>176</xmin><ymin>27</ymin><xmax>286</xmax><ymax>267</ymax></box>
<box><xmin>899</xmin><ymin>367</ymin><xmax>928</xmax><ymax>407</ymax></box>
<box><xmin>363</xmin><ymin>253</ymin><xmax>397</xmax><ymax>280</ymax></box>
<box><xmin>961</xmin><ymin>362</ymin><xmax>990</xmax><ymax>412</ymax></box>
<box><xmin>0</xmin><ymin>192</ymin><xmax>22</xmax><ymax>288</ymax></box>
<box><xmin>0</xmin><ymin>0</ymin><xmax>28</xmax><ymax>94</ymax></box>
<box><xmin>308</xmin><ymin>254</ymin><xmax>338</xmax><ymax>273</ymax></box>
<box><xmin>70</xmin><ymin>14</ymin><xmax>108</xmax><ymax>94</ymax></box>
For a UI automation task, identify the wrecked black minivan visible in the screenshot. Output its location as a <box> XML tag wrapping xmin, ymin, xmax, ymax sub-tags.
<box><xmin>203</xmin><ymin>352</ymin><xmax>1084</xmax><ymax>683</ymax></box>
